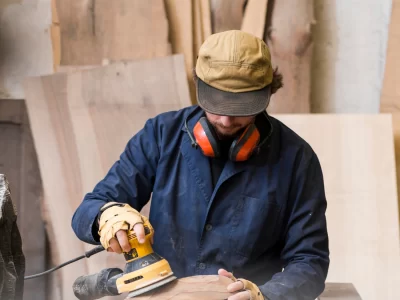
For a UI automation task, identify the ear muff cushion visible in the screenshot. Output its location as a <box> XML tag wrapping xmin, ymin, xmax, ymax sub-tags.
<box><xmin>193</xmin><ymin>117</ymin><xmax>221</xmax><ymax>157</ymax></box>
<box><xmin>229</xmin><ymin>124</ymin><xmax>260</xmax><ymax>161</ymax></box>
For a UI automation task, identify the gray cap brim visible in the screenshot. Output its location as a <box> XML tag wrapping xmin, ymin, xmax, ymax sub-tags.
<box><xmin>196</xmin><ymin>79</ymin><xmax>271</xmax><ymax>116</ymax></box>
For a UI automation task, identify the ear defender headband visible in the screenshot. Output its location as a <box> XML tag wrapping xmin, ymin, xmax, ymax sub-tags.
<box><xmin>185</xmin><ymin>108</ymin><xmax>273</xmax><ymax>162</ymax></box>
<box><xmin>192</xmin><ymin>117</ymin><xmax>260</xmax><ymax>161</ymax></box>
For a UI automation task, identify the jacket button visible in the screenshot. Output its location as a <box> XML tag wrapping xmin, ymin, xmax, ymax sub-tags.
<box><xmin>205</xmin><ymin>224</ymin><xmax>213</xmax><ymax>231</ymax></box>
<box><xmin>199</xmin><ymin>263</ymin><xmax>206</xmax><ymax>269</ymax></box>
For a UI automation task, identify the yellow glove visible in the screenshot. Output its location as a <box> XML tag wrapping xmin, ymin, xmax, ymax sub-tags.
<box><xmin>236</xmin><ymin>278</ymin><xmax>265</xmax><ymax>300</ymax></box>
<box><xmin>97</xmin><ymin>202</ymin><xmax>145</xmax><ymax>250</ymax></box>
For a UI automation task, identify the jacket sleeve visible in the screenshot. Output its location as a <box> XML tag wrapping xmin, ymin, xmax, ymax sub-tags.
<box><xmin>260</xmin><ymin>149</ymin><xmax>330</xmax><ymax>300</ymax></box>
<box><xmin>71</xmin><ymin>118</ymin><xmax>160</xmax><ymax>245</ymax></box>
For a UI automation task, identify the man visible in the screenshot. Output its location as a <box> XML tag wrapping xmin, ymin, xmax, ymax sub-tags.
<box><xmin>72</xmin><ymin>30</ymin><xmax>329</xmax><ymax>300</ymax></box>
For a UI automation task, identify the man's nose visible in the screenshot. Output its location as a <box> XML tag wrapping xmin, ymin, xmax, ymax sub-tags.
<box><xmin>219</xmin><ymin>116</ymin><xmax>234</xmax><ymax>127</ymax></box>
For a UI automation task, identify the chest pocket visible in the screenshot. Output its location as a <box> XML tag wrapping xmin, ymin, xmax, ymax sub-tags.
<box><xmin>229</xmin><ymin>193</ymin><xmax>282</xmax><ymax>258</ymax></box>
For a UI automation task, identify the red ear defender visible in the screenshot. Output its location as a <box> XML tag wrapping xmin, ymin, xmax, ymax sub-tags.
<box><xmin>193</xmin><ymin>117</ymin><xmax>221</xmax><ymax>157</ymax></box>
<box><xmin>229</xmin><ymin>124</ymin><xmax>260</xmax><ymax>161</ymax></box>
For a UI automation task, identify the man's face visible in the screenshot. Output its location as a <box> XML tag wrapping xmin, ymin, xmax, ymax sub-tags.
<box><xmin>205</xmin><ymin>112</ymin><xmax>255</xmax><ymax>140</ymax></box>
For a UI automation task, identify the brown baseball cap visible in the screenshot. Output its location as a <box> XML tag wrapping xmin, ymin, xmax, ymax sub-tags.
<box><xmin>195</xmin><ymin>30</ymin><xmax>273</xmax><ymax>116</ymax></box>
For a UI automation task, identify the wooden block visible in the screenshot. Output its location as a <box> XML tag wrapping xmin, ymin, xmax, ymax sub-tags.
<box><xmin>131</xmin><ymin>275</ymin><xmax>234</xmax><ymax>300</ymax></box>
<box><xmin>319</xmin><ymin>283</ymin><xmax>362</xmax><ymax>299</ymax></box>
<box><xmin>273</xmin><ymin>114</ymin><xmax>400</xmax><ymax>299</ymax></box>
<box><xmin>55</xmin><ymin>0</ymin><xmax>171</xmax><ymax>65</ymax></box>
<box><xmin>23</xmin><ymin>54</ymin><xmax>191</xmax><ymax>300</ymax></box>
<box><xmin>266</xmin><ymin>0</ymin><xmax>315</xmax><ymax>113</ymax></box>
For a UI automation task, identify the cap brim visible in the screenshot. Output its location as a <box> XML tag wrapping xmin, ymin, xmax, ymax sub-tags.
<box><xmin>196</xmin><ymin>79</ymin><xmax>271</xmax><ymax>117</ymax></box>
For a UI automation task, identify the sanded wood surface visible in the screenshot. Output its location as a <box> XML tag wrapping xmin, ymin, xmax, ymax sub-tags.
<box><xmin>55</xmin><ymin>0</ymin><xmax>171</xmax><ymax>65</ymax></box>
<box><xmin>266</xmin><ymin>0</ymin><xmax>315</xmax><ymax>113</ymax></box>
<box><xmin>319</xmin><ymin>283</ymin><xmax>362</xmax><ymax>299</ymax></box>
<box><xmin>211</xmin><ymin>0</ymin><xmax>246</xmax><ymax>33</ymax></box>
<box><xmin>23</xmin><ymin>54</ymin><xmax>191</xmax><ymax>300</ymax></box>
<box><xmin>241</xmin><ymin>0</ymin><xmax>268</xmax><ymax>39</ymax></box>
<box><xmin>273</xmin><ymin>114</ymin><xmax>400</xmax><ymax>300</ymax></box>
<box><xmin>131</xmin><ymin>275</ymin><xmax>235</xmax><ymax>300</ymax></box>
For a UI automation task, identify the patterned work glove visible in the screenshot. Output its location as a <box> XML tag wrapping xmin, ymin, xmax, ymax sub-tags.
<box><xmin>97</xmin><ymin>202</ymin><xmax>145</xmax><ymax>250</ymax></box>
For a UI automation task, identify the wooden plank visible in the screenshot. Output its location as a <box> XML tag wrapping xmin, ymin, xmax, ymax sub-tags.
<box><xmin>319</xmin><ymin>283</ymin><xmax>362</xmax><ymax>300</ymax></box>
<box><xmin>210</xmin><ymin>0</ymin><xmax>246</xmax><ymax>33</ymax></box>
<box><xmin>132</xmin><ymin>275</ymin><xmax>234</xmax><ymax>300</ymax></box>
<box><xmin>165</xmin><ymin>0</ymin><xmax>195</xmax><ymax>104</ymax></box>
<box><xmin>0</xmin><ymin>99</ymin><xmax>47</xmax><ymax>300</ymax></box>
<box><xmin>23</xmin><ymin>54</ymin><xmax>191</xmax><ymax>300</ymax></box>
<box><xmin>380</xmin><ymin>0</ymin><xmax>400</xmax><ymax>218</ymax></box>
<box><xmin>19</xmin><ymin>105</ymin><xmax>47</xmax><ymax>300</ymax></box>
<box><xmin>55</xmin><ymin>0</ymin><xmax>171</xmax><ymax>65</ymax></box>
<box><xmin>273</xmin><ymin>114</ymin><xmax>400</xmax><ymax>299</ymax></box>
<box><xmin>199</xmin><ymin>0</ymin><xmax>212</xmax><ymax>39</ymax></box>
<box><xmin>241</xmin><ymin>0</ymin><xmax>268</xmax><ymax>39</ymax></box>
<box><xmin>266</xmin><ymin>0</ymin><xmax>315</xmax><ymax>113</ymax></box>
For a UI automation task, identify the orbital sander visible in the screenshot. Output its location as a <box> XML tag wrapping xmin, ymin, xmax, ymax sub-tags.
<box><xmin>72</xmin><ymin>217</ymin><xmax>177</xmax><ymax>299</ymax></box>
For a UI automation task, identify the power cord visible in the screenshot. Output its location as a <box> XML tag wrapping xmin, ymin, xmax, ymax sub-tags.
<box><xmin>24</xmin><ymin>245</ymin><xmax>105</xmax><ymax>280</ymax></box>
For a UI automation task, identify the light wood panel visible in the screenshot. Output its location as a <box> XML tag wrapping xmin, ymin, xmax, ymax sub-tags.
<box><xmin>319</xmin><ymin>283</ymin><xmax>362</xmax><ymax>300</ymax></box>
<box><xmin>266</xmin><ymin>0</ymin><xmax>315</xmax><ymax>113</ymax></box>
<box><xmin>241</xmin><ymin>0</ymin><xmax>268</xmax><ymax>39</ymax></box>
<box><xmin>23</xmin><ymin>54</ymin><xmax>191</xmax><ymax>300</ymax></box>
<box><xmin>54</xmin><ymin>0</ymin><xmax>171</xmax><ymax>65</ymax></box>
<box><xmin>273</xmin><ymin>114</ymin><xmax>400</xmax><ymax>300</ymax></box>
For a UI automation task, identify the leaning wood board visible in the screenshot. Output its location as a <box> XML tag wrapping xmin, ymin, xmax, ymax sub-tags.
<box><xmin>380</xmin><ymin>0</ymin><xmax>400</xmax><ymax>216</ymax></box>
<box><xmin>23</xmin><ymin>54</ymin><xmax>191</xmax><ymax>300</ymax></box>
<box><xmin>54</xmin><ymin>0</ymin><xmax>171</xmax><ymax>65</ymax></box>
<box><xmin>0</xmin><ymin>100</ymin><xmax>47</xmax><ymax>300</ymax></box>
<box><xmin>273</xmin><ymin>114</ymin><xmax>400</xmax><ymax>300</ymax></box>
<box><xmin>266</xmin><ymin>0</ymin><xmax>314</xmax><ymax>113</ymax></box>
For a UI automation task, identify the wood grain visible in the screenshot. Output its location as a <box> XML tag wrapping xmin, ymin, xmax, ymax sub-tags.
<box><xmin>131</xmin><ymin>275</ymin><xmax>235</xmax><ymax>300</ymax></box>
<box><xmin>241</xmin><ymin>0</ymin><xmax>268</xmax><ymax>39</ymax></box>
<box><xmin>266</xmin><ymin>0</ymin><xmax>315</xmax><ymax>113</ymax></box>
<box><xmin>55</xmin><ymin>0</ymin><xmax>171</xmax><ymax>65</ymax></box>
<box><xmin>23</xmin><ymin>54</ymin><xmax>191</xmax><ymax>300</ymax></box>
<box><xmin>273</xmin><ymin>114</ymin><xmax>400</xmax><ymax>300</ymax></box>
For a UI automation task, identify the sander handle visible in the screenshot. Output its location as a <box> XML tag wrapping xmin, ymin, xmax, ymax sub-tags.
<box><xmin>73</xmin><ymin>267</ymin><xmax>124</xmax><ymax>300</ymax></box>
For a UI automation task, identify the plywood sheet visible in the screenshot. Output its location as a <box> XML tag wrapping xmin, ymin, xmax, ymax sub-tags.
<box><xmin>241</xmin><ymin>0</ymin><xmax>268</xmax><ymax>39</ymax></box>
<box><xmin>319</xmin><ymin>283</ymin><xmax>362</xmax><ymax>300</ymax></box>
<box><xmin>273</xmin><ymin>114</ymin><xmax>400</xmax><ymax>300</ymax></box>
<box><xmin>266</xmin><ymin>0</ymin><xmax>315</xmax><ymax>113</ymax></box>
<box><xmin>23</xmin><ymin>54</ymin><xmax>191</xmax><ymax>300</ymax></box>
<box><xmin>55</xmin><ymin>0</ymin><xmax>171</xmax><ymax>65</ymax></box>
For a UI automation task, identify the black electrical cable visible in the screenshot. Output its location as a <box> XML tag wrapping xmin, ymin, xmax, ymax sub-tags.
<box><xmin>24</xmin><ymin>245</ymin><xmax>105</xmax><ymax>280</ymax></box>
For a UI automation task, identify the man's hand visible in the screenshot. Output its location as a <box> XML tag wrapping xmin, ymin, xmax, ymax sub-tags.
<box><xmin>219</xmin><ymin>269</ymin><xmax>265</xmax><ymax>300</ymax></box>
<box><xmin>98</xmin><ymin>202</ymin><xmax>150</xmax><ymax>254</ymax></box>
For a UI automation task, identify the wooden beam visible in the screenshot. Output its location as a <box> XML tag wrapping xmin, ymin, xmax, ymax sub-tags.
<box><xmin>266</xmin><ymin>0</ymin><xmax>315</xmax><ymax>113</ymax></box>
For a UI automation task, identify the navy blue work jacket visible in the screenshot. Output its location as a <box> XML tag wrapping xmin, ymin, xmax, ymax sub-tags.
<box><xmin>72</xmin><ymin>105</ymin><xmax>330</xmax><ymax>300</ymax></box>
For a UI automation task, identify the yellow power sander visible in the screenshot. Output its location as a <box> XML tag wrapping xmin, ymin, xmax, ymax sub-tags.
<box><xmin>71</xmin><ymin>217</ymin><xmax>177</xmax><ymax>299</ymax></box>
